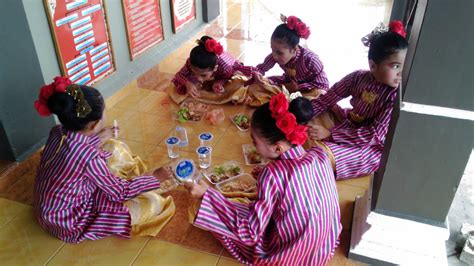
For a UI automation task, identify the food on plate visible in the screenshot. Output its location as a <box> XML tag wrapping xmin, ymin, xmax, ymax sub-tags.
<box><xmin>232</xmin><ymin>114</ymin><xmax>250</xmax><ymax>130</ymax></box>
<box><xmin>247</xmin><ymin>147</ymin><xmax>262</xmax><ymax>164</ymax></box>
<box><xmin>220</xmin><ymin>180</ymin><xmax>255</xmax><ymax>193</ymax></box>
<box><xmin>206</xmin><ymin>163</ymin><xmax>242</xmax><ymax>183</ymax></box>
<box><xmin>177</xmin><ymin>101</ymin><xmax>209</xmax><ymax>122</ymax></box>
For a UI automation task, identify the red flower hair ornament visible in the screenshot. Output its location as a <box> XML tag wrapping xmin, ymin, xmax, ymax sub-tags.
<box><xmin>269</xmin><ymin>93</ymin><xmax>308</xmax><ymax>146</ymax></box>
<box><xmin>361</xmin><ymin>20</ymin><xmax>406</xmax><ymax>46</ymax></box>
<box><xmin>204</xmin><ymin>39</ymin><xmax>224</xmax><ymax>55</ymax></box>
<box><xmin>34</xmin><ymin>76</ymin><xmax>71</xmax><ymax>116</ymax></box>
<box><xmin>281</xmin><ymin>14</ymin><xmax>311</xmax><ymax>39</ymax></box>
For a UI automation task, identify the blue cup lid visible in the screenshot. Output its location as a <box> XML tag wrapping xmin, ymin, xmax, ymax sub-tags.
<box><xmin>166</xmin><ymin>136</ymin><xmax>179</xmax><ymax>145</ymax></box>
<box><xmin>174</xmin><ymin>159</ymin><xmax>194</xmax><ymax>181</ymax></box>
<box><xmin>197</xmin><ymin>146</ymin><xmax>211</xmax><ymax>155</ymax></box>
<box><xmin>199</xmin><ymin>133</ymin><xmax>213</xmax><ymax>141</ymax></box>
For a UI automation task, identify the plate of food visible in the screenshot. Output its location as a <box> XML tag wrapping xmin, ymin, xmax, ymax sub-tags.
<box><xmin>203</xmin><ymin>161</ymin><xmax>243</xmax><ymax>184</ymax></box>
<box><xmin>231</xmin><ymin>114</ymin><xmax>250</xmax><ymax>131</ymax></box>
<box><xmin>216</xmin><ymin>173</ymin><xmax>256</xmax><ymax>193</ymax></box>
<box><xmin>176</xmin><ymin>100</ymin><xmax>209</xmax><ymax>122</ymax></box>
<box><xmin>242</xmin><ymin>144</ymin><xmax>267</xmax><ymax>165</ymax></box>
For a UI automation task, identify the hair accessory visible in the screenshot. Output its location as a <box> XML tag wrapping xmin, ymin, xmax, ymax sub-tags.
<box><xmin>66</xmin><ymin>84</ymin><xmax>92</xmax><ymax>118</ymax></box>
<box><xmin>34</xmin><ymin>76</ymin><xmax>71</xmax><ymax>116</ymax></box>
<box><xmin>269</xmin><ymin>93</ymin><xmax>308</xmax><ymax>145</ymax></box>
<box><xmin>280</xmin><ymin>14</ymin><xmax>311</xmax><ymax>39</ymax></box>
<box><xmin>201</xmin><ymin>38</ymin><xmax>223</xmax><ymax>55</ymax></box>
<box><xmin>34</xmin><ymin>76</ymin><xmax>91</xmax><ymax>118</ymax></box>
<box><xmin>361</xmin><ymin>20</ymin><xmax>406</xmax><ymax>46</ymax></box>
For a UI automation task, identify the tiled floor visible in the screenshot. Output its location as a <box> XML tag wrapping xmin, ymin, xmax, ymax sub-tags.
<box><xmin>0</xmin><ymin>0</ymin><xmax>393</xmax><ymax>264</ymax></box>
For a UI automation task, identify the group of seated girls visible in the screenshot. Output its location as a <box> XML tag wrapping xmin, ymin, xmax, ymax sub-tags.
<box><xmin>33</xmin><ymin>14</ymin><xmax>408</xmax><ymax>265</ymax></box>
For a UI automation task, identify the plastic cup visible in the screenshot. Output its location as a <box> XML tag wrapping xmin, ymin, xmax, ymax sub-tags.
<box><xmin>176</xmin><ymin>126</ymin><xmax>188</xmax><ymax>147</ymax></box>
<box><xmin>199</xmin><ymin>132</ymin><xmax>213</xmax><ymax>147</ymax></box>
<box><xmin>166</xmin><ymin>136</ymin><xmax>180</xmax><ymax>159</ymax></box>
<box><xmin>196</xmin><ymin>146</ymin><xmax>212</xmax><ymax>169</ymax></box>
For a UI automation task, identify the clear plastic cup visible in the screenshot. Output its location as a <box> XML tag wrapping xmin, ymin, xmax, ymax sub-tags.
<box><xmin>199</xmin><ymin>132</ymin><xmax>213</xmax><ymax>147</ymax></box>
<box><xmin>166</xmin><ymin>136</ymin><xmax>180</xmax><ymax>158</ymax></box>
<box><xmin>176</xmin><ymin>126</ymin><xmax>188</xmax><ymax>147</ymax></box>
<box><xmin>196</xmin><ymin>146</ymin><xmax>212</xmax><ymax>169</ymax></box>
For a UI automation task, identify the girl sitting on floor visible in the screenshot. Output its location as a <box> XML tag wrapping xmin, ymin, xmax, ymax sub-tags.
<box><xmin>185</xmin><ymin>93</ymin><xmax>341</xmax><ymax>265</ymax></box>
<box><xmin>34</xmin><ymin>77</ymin><xmax>175</xmax><ymax>243</ymax></box>
<box><xmin>308</xmin><ymin>21</ymin><xmax>409</xmax><ymax>180</ymax></box>
<box><xmin>247</xmin><ymin>15</ymin><xmax>330</xmax><ymax>106</ymax></box>
<box><xmin>169</xmin><ymin>36</ymin><xmax>256</xmax><ymax>105</ymax></box>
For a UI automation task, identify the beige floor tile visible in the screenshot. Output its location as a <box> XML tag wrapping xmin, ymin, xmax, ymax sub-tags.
<box><xmin>158</xmin><ymin>56</ymin><xmax>187</xmax><ymax>74</ymax></box>
<box><xmin>133</xmin><ymin>240</ymin><xmax>219</xmax><ymax>265</ymax></box>
<box><xmin>0</xmin><ymin>208</ymin><xmax>65</xmax><ymax>265</ymax></box>
<box><xmin>217</xmin><ymin>257</ymin><xmax>243</xmax><ymax>266</ymax></box>
<box><xmin>48</xmin><ymin>236</ymin><xmax>151</xmax><ymax>266</ymax></box>
<box><xmin>0</xmin><ymin>198</ymin><xmax>27</xmax><ymax>229</ymax></box>
<box><xmin>213</xmin><ymin>130</ymin><xmax>252</xmax><ymax>164</ymax></box>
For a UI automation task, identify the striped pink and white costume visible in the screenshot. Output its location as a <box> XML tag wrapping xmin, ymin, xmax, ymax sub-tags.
<box><xmin>311</xmin><ymin>70</ymin><xmax>398</xmax><ymax>180</ymax></box>
<box><xmin>34</xmin><ymin>126</ymin><xmax>160</xmax><ymax>243</ymax></box>
<box><xmin>256</xmin><ymin>46</ymin><xmax>329</xmax><ymax>91</ymax></box>
<box><xmin>172</xmin><ymin>51</ymin><xmax>256</xmax><ymax>94</ymax></box>
<box><xmin>194</xmin><ymin>146</ymin><xmax>341</xmax><ymax>265</ymax></box>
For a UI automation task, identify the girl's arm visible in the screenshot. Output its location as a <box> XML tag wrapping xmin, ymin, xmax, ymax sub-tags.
<box><xmin>172</xmin><ymin>61</ymin><xmax>197</xmax><ymax>95</ymax></box>
<box><xmin>330</xmin><ymin>97</ymin><xmax>396</xmax><ymax>146</ymax></box>
<box><xmin>311</xmin><ymin>71</ymin><xmax>356</xmax><ymax>117</ymax></box>
<box><xmin>194</xmin><ymin>167</ymin><xmax>280</xmax><ymax>245</ymax></box>
<box><xmin>256</xmin><ymin>53</ymin><xmax>277</xmax><ymax>74</ymax></box>
<box><xmin>297</xmin><ymin>55</ymin><xmax>329</xmax><ymax>91</ymax></box>
<box><xmin>85</xmin><ymin>155</ymin><xmax>160</xmax><ymax>202</ymax></box>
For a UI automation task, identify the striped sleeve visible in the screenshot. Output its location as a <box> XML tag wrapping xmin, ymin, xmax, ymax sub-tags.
<box><xmin>298</xmin><ymin>54</ymin><xmax>329</xmax><ymax>91</ymax></box>
<box><xmin>85</xmin><ymin>156</ymin><xmax>160</xmax><ymax>202</ymax></box>
<box><xmin>172</xmin><ymin>62</ymin><xmax>194</xmax><ymax>95</ymax></box>
<box><xmin>311</xmin><ymin>71</ymin><xmax>356</xmax><ymax>116</ymax></box>
<box><xmin>256</xmin><ymin>53</ymin><xmax>277</xmax><ymax>74</ymax></box>
<box><xmin>194</xmin><ymin>167</ymin><xmax>280</xmax><ymax>245</ymax></box>
<box><xmin>233</xmin><ymin>62</ymin><xmax>258</xmax><ymax>77</ymax></box>
<box><xmin>214</xmin><ymin>54</ymin><xmax>236</xmax><ymax>86</ymax></box>
<box><xmin>331</xmin><ymin>96</ymin><xmax>396</xmax><ymax>146</ymax></box>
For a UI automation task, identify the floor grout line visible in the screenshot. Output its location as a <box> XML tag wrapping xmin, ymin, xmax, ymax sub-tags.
<box><xmin>130</xmin><ymin>237</ymin><xmax>153</xmax><ymax>265</ymax></box>
<box><xmin>44</xmin><ymin>242</ymin><xmax>67</xmax><ymax>265</ymax></box>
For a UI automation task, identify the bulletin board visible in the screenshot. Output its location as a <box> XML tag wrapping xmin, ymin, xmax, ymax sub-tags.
<box><xmin>43</xmin><ymin>0</ymin><xmax>115</xmax><ymax>85</ymax></box>
<box><xmin>122</xmin><ymin>0</ymin><xmax>164</xmax><ymax>60</ymax></box>
<box><xmin>170</xmin><ymin>0</ymin><xmax>196</xmax><ymax>33</ymax></box>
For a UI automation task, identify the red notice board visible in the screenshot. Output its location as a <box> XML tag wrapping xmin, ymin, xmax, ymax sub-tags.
<box><xmin>44</xmin><ymin>0</ymin><xmax>115</xmax><ymax>85</ymax></box>
<box><xmin>122</xmin><ymin>0</ymin><xmax>164</xmax><ymax>60</ymax></box>
<box><xmin>170</xmin><ymin>0</ymin><xmax>196</xmax><ymax>33</ymax></box>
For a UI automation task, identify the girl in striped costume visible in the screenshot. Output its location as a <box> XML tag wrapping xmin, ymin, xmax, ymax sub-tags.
<box><xmin>247</xmin><ymin>15</ymin><xmax>329</xmax><ymax>106</ymax></box>
<box><xmin>308</xmin><ymin>21</ymin><xmax>409</xmax><ymax>180</ymax></box>
<box><xmin>185</xmin><ymin>93</ymin><xmax>341</xmax><ymax>265</ymax></box>
<box><xmin>169</xmin><ymin>35</ymin><xmax>256</xmax><ymax>105</ymax></box>
<box><xmin>33</xmin><ymin>77</ymin><xmax>174</xmax><ymax>243</ymax></box>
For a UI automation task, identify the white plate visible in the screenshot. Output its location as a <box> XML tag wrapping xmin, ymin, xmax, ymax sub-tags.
<box><xmin>203</xmin><ymin>161</ymin><xmax>243</xmax><ymax>184</ymax></box>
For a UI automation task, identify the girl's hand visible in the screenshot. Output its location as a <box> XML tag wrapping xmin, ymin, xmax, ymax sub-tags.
<box><xmin>97</xmin><ymin>126</ymin><xmax>117</xmax><ymax>144</ymax></box>
<box><xmin>153</xmin><ymin>166</ymin><xmax>173</xmax><ymax>183</ymax></box>
<box><xmin>185</xmin><ymin>81</ymin><xmax>200</xmax><ymax>98</ymax></box>
<box><xmin>309</xmin><ymin>125</ymin><xmax>331</xmax><ymax>141</ymax></box>
<box><xmin>284</xmin><ymin>80</ymin><xmax>299</xmax><ymax>93</ymax></box>
<box><xmin>184</xmin><ymin>179</ymin><xmax>209</xmax><ymax>199</ymax></box>
<box><xmin>212</xmin><ymin>83</ymin><xmax>225</xmax><ymax>94</ymax></box>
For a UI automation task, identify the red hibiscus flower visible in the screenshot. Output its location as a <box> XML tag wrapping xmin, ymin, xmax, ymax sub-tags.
<box><xmin>286</xmin><ymin>16</ymin><xmax>299</xmax><ymax>30</ymax></box>
<box><xmin>213</xmin><ymin>42</ymin><xmax>224</xmax><ymax>55</ymax></box>
<box><xmin>53</xmin><ymin>76</ymin><xmax>71</xmax><ymax>92</ymax></box>
<box><xmin>296</xmin><ymin>22</ymin><xmax>310</xmax><ymax>39</ymax></box>
<box><xmin>276</xmin><ymin>112</ymin><xmax>297</xmax><ymax>135</ymax></box>
<box><xmin>286</xmin><ymin>124</ymin><xmax>308</xmax><ymax>145</ymax></box>
<box><xmin>34</xmin><ymin>100</ymin><xmax>51</xmax><ymax>117</ymax></box>
<box><xmin>38</xmin><ymin>84</ymin><xmax>55</xmax><ymax>103</ymax></box>
<box><xmin>205</xmin><ymin>39</ymin><xmax>217</xmax><ymax>52</ymax></box>
<box><xmin>269</xmin><ymin>93</ymin><xmax>289</xmax><ymax>118</ymax></box>
<box><xmin>389</xmin><ymin>20</ymin><xmax>406</xmax><ymax>38</ymax></box>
